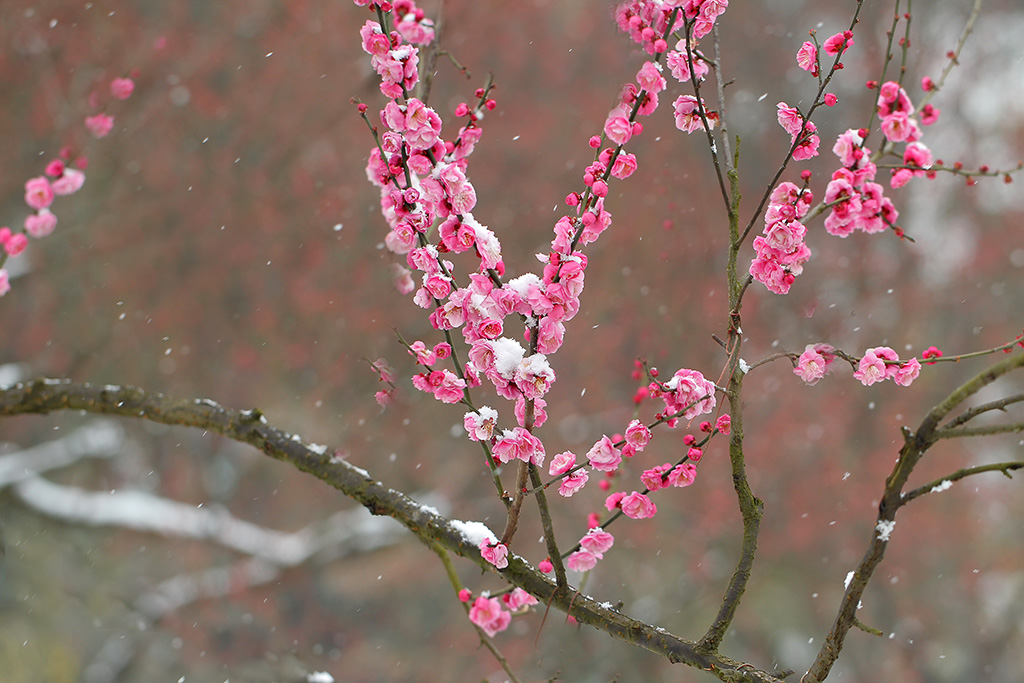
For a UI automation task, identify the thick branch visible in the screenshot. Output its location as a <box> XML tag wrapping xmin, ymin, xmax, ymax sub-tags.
<box><xmin>0</xmin><ymin>378</ymin><xmax>782</xmax><ymax>682</ymax></box>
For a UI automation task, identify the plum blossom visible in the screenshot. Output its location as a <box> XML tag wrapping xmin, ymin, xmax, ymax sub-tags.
<box><xmin>750</xmin><ymin>181</ymin><xmax>812</xmax><ymax>294</ymax></box>
<box><xmin>492</xmin><ymin>427</ymin><xmax>546</xmax><ymax>467</ymax></box>
<box><xmin>0</xmin><ymin>270</ymin><xmax>9</xmax><ymax>297</ymax></box>
<box><xmin>85</xmin><ymin>113</ymin><xmax>114</xmax><ymax>138</ymax></box>
<box><xmin>619</xmin><ymin>491</ymin><xmax>657</xmax><ymax>519</ymax></box>
<box><xmin>464</xmin><ymin>407</ymin><xmax>499</xmax><ymax>441</ymax></box>
<box><xmin>667</xmin><ymin>462</ymin><xmax>697</xmax><ymax>487</ymax></box>
<box><xmin>796</xmin><ymin>41</ymin><xmax>818</xmax><ymax>76</ymax></box>
<box><xmin>25</xmin><ymin>177</ymin><xmax>55</xmax><ymax>211</ymax></box>
<box><xmin>558</xmin><ymin>469</ymin><xmax>589</xmax><ymax>497</ymax></box>
<box><xmin>109</xmin><ymin>77</ymin><xmax>135</xmax><ymax>100</ymax></box>
<box><xmin>479</xmin><ymin>539</ymin><xmax>509</xmax><ymax>569</ymax></box>
<box><xmin>586</xmin><ymin>435</ymin><xmax>622</xmax><ymax>472</ymax></box>
<box><xmin>548</xmin><ymin>451</ymin><xmax>576</xmax><ymax>476</ymax></box>
<box><xmin>822</xmin><ymin>31</ymin><xmax>854</xmax><ymax>56</ymax></box>
<box><xmin>579</xmin><ymin>528</ymin><xmax>614</xmax><ymax>559</ymax></box>
<box><xmin>794</xmin><ymin>343</ymin><xmax>836</xmax><ymax>385</ymax></box>
<box><xmin>658</xmin><ymin>368</ymin><xmax>717</xmax><ymax>419</ymax></box>
<box><xmin>468</xmin><ymin>595</ymin><xmax>510</xmax><ymax>637</ymax></box>
<box><xmin>566</xmin><ymin>549</ymin><xmax>598</xmax><ymax>572</ymax></box>
<box><xmin>672</xmin><ymin>95</ymin><xmax>718</xmax><ymax>133</ymax></box>
<box><xmin>503</xmin><ymin>588</ymin><xmax>538</xmax><ymax>612</ymax></box>
<box><xmin>715</xmin><ymin>414</ymin><xmax>731</xmax><ymax>435</ymax></box>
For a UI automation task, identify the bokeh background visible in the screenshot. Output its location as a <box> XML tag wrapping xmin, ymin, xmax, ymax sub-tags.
<box><xmin>1</xmin><ymin>0</ymin><xmax>1023</xmax><ymax>681</ymax></box>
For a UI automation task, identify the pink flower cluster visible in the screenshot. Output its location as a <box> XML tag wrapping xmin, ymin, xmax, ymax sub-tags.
<box><xmin>1</xmin><ymin>154</ymin><xmax>90</xmax><ymax>297</ymax></box>
<box><xmin>823</xmin><ymin>129</ymin><xmax>899</xmax><ymax>237</ymax></box>
<box><xmin>548</xmin><ymin>451</ymin><xmax>589</xmax><ymax>498</ymax></box>
<box><xmin>358</xmin><ymin>14</ymin><xmax>425</xmax><ymax>98</ymax></box>
<box><xmin>853</xmin><ymin>346</ymin><xmax>921</xmax><ymax>387</ymax></box>
<box><xmin>749</xmin><ymin>181</ymin><xmax>813</xmax><ymax>295</ymax></box>
<box><xmin>776</xmin><ymin>102</ymin><xmax>820</xmax><ymax>161</ymax></box>
<box><xmin>465</xmin><ymin>587</ymin><xmax>536</xmax><ymax>637</ymax></box>
<box><xmin>566</xmin><ymin>527</ymin><xmax>615</xmax><ymax>572</ymax></box>
<box><xmin>468</xmin><ymin>595</ymin><xmax>511</xmax><ymax>637</ymax></box>
<box><xmin>648</xmin><ymin>368</ymin><xmax>717</xmax><ymax>422</ymax></box>
<box><xmin>875</xmin><ymin>81</ymin><xmax>935</xmax><ymax>188</ymax></box>
<box><xmin>616</xmin><ymin>1</ymin><xmax>729</xmax><ymax>48</ymax></box>
<box><xmin>641</xmin><ymin>461</ymin><xmax>697</xmax><ymax>491</ymax></box>
<box><xmin>605</xmin><ymin>490</ymin><xmax>658</xmax><ymax>519</ymax></box>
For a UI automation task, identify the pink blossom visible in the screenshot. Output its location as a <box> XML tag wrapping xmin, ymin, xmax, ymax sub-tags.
<box><xmin>796</xmin><ymin>41</ymin><xmax>818</xmax><ymax>75</ymax></box>
<box><xmin>610</xmin><ymin>152</ymin><xmax>638</xmax><ymax>179</ymax></box>
<box><xmin>25</xmin><ymin>210</ymin><xmax>57</xmax><ymax>238</ymax></box>
<box><xmin>586</xmin><ymin>435</ymin><xmax>622</xmax><ymax>472</ymax></box>
<box><xmin>619</xmin><ymin>491</ymin><xmax>658</xmax><ymax>519</ymax></box>
<box><xmin>0</xmin><ymin>270</ymin><xmax>9</xmax><ymax>297</ymax></box>
<box><xmin>464</xmin><ymin>407</ymin><xmax>499</xmax><ymax>442</ymax></box>
<box><xmin>667</xmin><ymin>462</ymin><xmax>697</xmax><ymax>487</ymax></box>
<box><xmin>715</xmin><ymin>414</ymin><xmax>731</xmax><ymax>435</ymax></box>
<box><xmin>548</xmin><ymin>451</ymin><xmax>576</xmax><ymax>477</ymax></box>
<box><xmin>492</xmin><ymin>427</ymin><xmax>546</xmax><ymax>467</ymax></box>
<box><xmin>672</xmin><ymin>95</ymin><xmax>717</xmax><ymax>133</ymax></box>
<box><xmin>580</xmin><ymin>528</ymin><xmax>615</xmax><ymax>558</ymax></box>
<box><xmin>880</xmin><ymin>112</ymin><xmax>914</xmax><ymax>143</ymax></box>
<box><xmin>85</xmin><ymin>113</ymin><xmax>114</xmax><ymax>138</ymax></box>
<box><xmin>853</xmin><ymin>349</ymin><xmax>888</xmax><ymax>386</ymax></box>
<box><xmin>921</xmin><ymin>103</ymin><xmax>940</xmax><ymax>126</ymax></box>
<box><xmin>503</xmin><ymin>588</ymin><xmax>538</xmax><ymax>612</ymax></box>
<box><xmin>792</xmin><ymin>122</ymin><xmax>820</xmax><ymax>160</ymax></box>
<box><xmin>604</xmin><ymin>106</ymin><xmax>633</xmax><ymax>146</ymax></box>
<box><xmin>604</xmin><ymin>491</ymin><xmax>625</xmax><ymax>511</ymax></box>
<box><xmin>661</xmin><ymin>368</ymin><xmax>717</xmax><ymax>419</ymax></box>
<box><xmin>359</xmin><ymin>21</ymin><xmax>391</xmax><ymax>56</ymax></box>
<box><xmin>558</xmin><ymin>469</ymin><xmax>589</xmax><ymax>497</ymax></box>
<box><xmin>636</xmin><ymin>61</ymin><xmax>666</xmax><ymax>94</ymax></box>
<box><xmin>776</xmin><ymin>102</ymin><xmax>804</xmax><ymax>138</ymax></box>
<box><xmin>51</xmin><ymin>168</ymin><xmax>86</xmax><ymax>195</ymax></box>
<box><xmin>794</xmin><ymin>343</ymin><xmax>835</xmax><ymax>385</ymax></box>
<box><xmin>110</xmin><ymin>77</ymin><xmax>135</xmax><ymax>100</ymax></box>
<box><xmin>468</xmin><ymin>596</ymin><xmax>510</xmax><ymax>637</ymax></box>
<box><xmin>624</xmin><ymin>419</ymin><xmax>651</xmax><ymax>451</ymax></box>
<box><xmin>430</xmin><ymin>369</ymin><xmax>466</xmax><ymax>403</ymax></box>
<box><xmin>514</xmin><ymin>353</ymin><xmax>555</xmax><ymax>399</ymax></box>
<box><xmin>893</xmin><ymin>358</ymin><xmax>921</xmax><ymax>387</ymax></box>
<box><xmin>25</xmin><ymin>177</ymin><xmax>55</xmax><ymax>211</ymax></box>
<box><xmin>641</xmin><ymin>464</ymin><xmax>672</xmax><ymax>492</ymax></box>
<box><xmin>3</xmin><ymin>232</ymin><xmax>28</xmax><ymax>257</ymax></box>
<box><xmin>832</xmin><ymin>129</ymin><xmax>865</xmax><ymax>168</ymax></box>
<box><xmin>408</xmin><ymin>340</ymin><xmax>437</xmax><ymax>366</ymax></box>
<box><xmin>566</xmin><ymin>550</ymin><xmax>598</xmax><ymax>572</ymax></box>
<box><xmin>538</xmin><ymin>559</ymin><xmax>553</xmax><ymax>573</ymax></box>
<box><xmin>479</xmin><ymin>540</ymin><xmax>509</xmax><ymax>569</ymax></box>
<box><xmin>403</xmin><ymin>98</ymin><xmax>443</xmax><ymax>151</ymax></box>
<box><xmin>458</xmin><ymin>588</ymin><xmax>472</xmax><ymax>603</ymax></box>
<box><xmin>374</xmin><ymin>389</ymin><xmax>393</xmax><ymax>406</ymax></box>
<box><xmin>822</xmin><ymin>31</ymin><xmax>854</xmax><ymax>56</ymax></box>
<box><xmin>922</xmin><ymin>346</ymin><xmax>943</xmax><ymax>364</ymax></box>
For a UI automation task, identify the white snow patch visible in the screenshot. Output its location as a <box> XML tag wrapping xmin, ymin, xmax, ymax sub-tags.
<box><xmin>845</xmin><ymin>571</ymin><xmax>855</xmax><ymax>589</ymax></box>
<box><xmin>491</xmin><ymin>337</ymin><xmax>526</xmax><ymax>378</ymax></box>
<box><xmin>451</xmin><ymin>519</ymin><xmax>497</xmax><ymax>545</ymax></box>
<box><xmin>739</xmin><ymin>358</ymin><xmax>750</xmax><ymax>374</ymax></box>
<box><xmin>876</xmin><ymin>519</ymin><xmax>896</xmax><ymax>541</ymax></box>
<box><xmin>930</xmin><ymin>480</ymin><xmax>953</xmax><ymax>493</ymax></box>
<box><xmin>307</xmin><ymin>672</ymin><xmax>335</xmax><ymax>683</ymax></box>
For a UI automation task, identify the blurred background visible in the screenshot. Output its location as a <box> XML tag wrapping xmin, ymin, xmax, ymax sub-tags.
<box><xmin>1</xmin><ymin>0</ymin><xmax>1022</xmax><ymax>681</ymax></box>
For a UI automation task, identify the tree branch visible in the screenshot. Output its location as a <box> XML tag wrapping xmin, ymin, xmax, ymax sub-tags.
<box><xmin>0</xmin><ymin>378</ymin><xmax>784</xmax><ymax>682</ymax></box>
